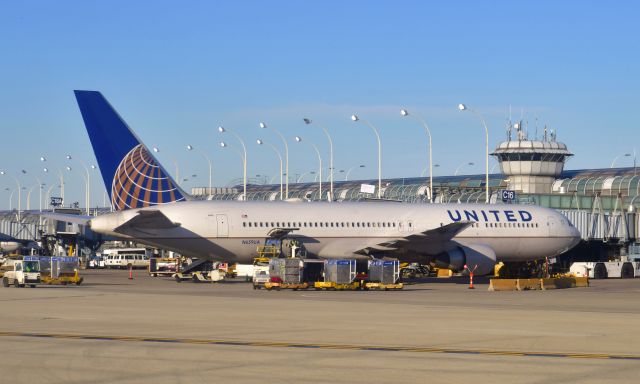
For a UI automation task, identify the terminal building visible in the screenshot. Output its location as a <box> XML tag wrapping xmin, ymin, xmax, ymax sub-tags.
<box><xmin>1</xmin><ymin>122</ymin><xmax>638</xmax><ymax>265</ymax></box>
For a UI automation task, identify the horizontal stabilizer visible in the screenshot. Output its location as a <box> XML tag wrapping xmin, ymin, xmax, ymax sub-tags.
<box><xmin>114</xmin><ymin>210</ymin><xmax>181</xmax><ymax>235</ymax></box>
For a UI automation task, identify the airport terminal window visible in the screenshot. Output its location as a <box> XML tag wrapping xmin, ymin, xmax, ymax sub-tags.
<box><xmin>320</xmin><ymin>222</ymin><xmax>323</xmax><ymax>227</ymax></box>
<box><xmin>393</xmin><ymin>223</ymin><xmax>396</xmax><ymax>227</ymax></box>
<box><xmin>243</xmin><ymin>222</ymin><xmax>246</xmax><ymax>227</ymax></box>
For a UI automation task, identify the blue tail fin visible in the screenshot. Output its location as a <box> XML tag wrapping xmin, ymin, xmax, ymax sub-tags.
<box><xmin>74</xmin><ymin>90</ymin><xmax>188</xmax><ymax>211</ymax></box>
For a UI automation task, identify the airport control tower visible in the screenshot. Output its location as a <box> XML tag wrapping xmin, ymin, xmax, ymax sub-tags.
<box><xmin>492</xmin><ymin>122</ymin><xmax>573</xmax><ymax>194</ymax></box>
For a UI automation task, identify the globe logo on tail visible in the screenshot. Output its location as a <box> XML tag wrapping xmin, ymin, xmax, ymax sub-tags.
<box><xmin>111</xmin><ymin>144</ymin><xmax>185</xmax><ymax>210</ymax></box>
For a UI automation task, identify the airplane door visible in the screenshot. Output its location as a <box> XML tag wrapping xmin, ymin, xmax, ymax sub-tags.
<box><xmin>216</xmin><ymin>214</ymin><xmax>229</xmax><ymax>238</ymax></box>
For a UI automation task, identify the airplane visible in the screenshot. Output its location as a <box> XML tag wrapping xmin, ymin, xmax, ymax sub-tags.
<box><xmin>60</xmin><ymin>90</ymin><xmax>581</xmax><ymax>276</ymax></box>
<box><xmin>0</xmin><ymin>233</ymin><xmax>36</xmax><ymax>253</ymax></box>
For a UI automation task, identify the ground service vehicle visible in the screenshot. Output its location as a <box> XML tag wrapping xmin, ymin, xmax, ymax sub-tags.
<box><xmin>103</xmin><ymin>248</ymin><xmax>151</xmax><ymax>269</ymax></box>
<box><xmin>570</xmin><ymin>261</ymin><xmax>640</xmax><ymax>279</ymax></box>
<box><xmin>2</xmin><ymin>259</ymin><xmax>41</xmax><ymax>288</ymax></box>
<box><xmin>252</xmin><ymin>257</ymin><xmax>270</xmax><ymax>289</ymax></box>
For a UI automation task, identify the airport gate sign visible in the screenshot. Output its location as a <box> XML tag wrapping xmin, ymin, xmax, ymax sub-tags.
<box><xmin>50</xmin><ymin>197</ymin><xmax>63</xmax><ymax>207</ymax></box>
<box><xmin>500</xmin><ymin>190</ymin><xmax>516</xmax><ymax>202</ymax></box>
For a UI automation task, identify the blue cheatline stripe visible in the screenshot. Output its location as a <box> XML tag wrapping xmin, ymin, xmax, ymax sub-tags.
<box><xmin>1</xmin><ymin>331</ymin><xmax>639</xmax><ymax>361</ymax></box>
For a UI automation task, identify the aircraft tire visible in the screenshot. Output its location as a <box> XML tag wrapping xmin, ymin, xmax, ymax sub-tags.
<box><xmin>593</xmin><ymin>263</ymin><xmax>608</xmax><ymax>279</ymax></box>
<box><xmin>621</xmin><ymin>263</ymin><xmax>634</xmax><ymax>278</ymax></box>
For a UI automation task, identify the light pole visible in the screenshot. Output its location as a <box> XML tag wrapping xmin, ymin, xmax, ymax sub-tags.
<box><xmin>345</xmin><ymin>165</ymin><xmax>365</xmax><ymax>181</ymax></box>
<box><xmin>401</xmin><ymin>108</ymin><xmax>434</xmax><ymax>203</ymax></box>
<box><xmin>219</xmin><ymin>141</ymin><xmax>247</xmax><ymax>201</ymax></box>
<box><xmin>610</xmin><ymin>153</ymin><xmax>631</xmax><ymax>168</ymax></box>
<box><xmin>66</xmin><ymin>155</ymin><xmax>95</xmax><ymax>215</ymax></box>
<box><xmin>257</xmin><ymin>139</ymin><xmax>283</xmax><ymax>200</ymax></box>
<box><xmin>351</xmin><ymin>114</ymin><xmax>382</xmax><ymax>198</ymax></box>
<box><xmin>454</xmin><ymin>162</ymin><xmax>475</xmax><ymax>176</ymax></box>
<box><xmin>458</xmin><ymin>104</ymin><xmax>490</xmax><ymax>203</ymax></box>
<box><xmin>4</xmin><ymin>188</ymin><xmax>11</xmax><ymax>210</ymax></box>
<box><xmin>152</xmin><ymin>147</ymin><xmax>180</xmax><ymax>185</ymax></box>
<box><xmin>1</xmin><ymin>171</ymin><xmax>22</xmax><ymax>221</ymax></box>
<box><xmin>22</xmin><ymin>170</ymin><xmax>44</xmax><ymax>212</ymax></box>
<box><xmin>218</xmin><ymin>126</ymin><xmax>247</xmax><ymax>201</ymax></box>
<box><xmin>304</xmin><ymin>118</ymin><xmax>334</xmax><ymax>201</ymax></box>
<box><xmin>260</xmin><ymin>122</ymin><xmax>289</xmax><ymax>199</ymax></box>
<box><xmin>295</xmin><ymin>136</ymin><xmax>322</xmax><ymax>200</ymax></box>
<box><xmin>296</xmin><ymin>171</ymin><xmax>316</xmax><ymax>183</ymax></box>
<box><xmin>45</xmin><ymin>184</ymin><xmax>56</xmax><ymax>210</ymax></box>
<box><xmin>41</xmin><ymin>156</ymin><xmax>65</xmax><ymax>202</ymax></box>
<box><xmin>186</xmin><ymin>144</ymin><xmax>213</xmax><ymax>198</ymax></box>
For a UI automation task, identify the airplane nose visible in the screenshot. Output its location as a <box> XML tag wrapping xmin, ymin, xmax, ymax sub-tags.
<box><xmin>568</xmin><ymin>226</ymin><xmax>582</xmax><ymax>248</ymax></box>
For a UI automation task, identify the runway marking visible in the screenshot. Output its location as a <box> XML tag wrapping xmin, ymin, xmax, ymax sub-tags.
<box><xmin>1</xmin><ymin>331</ymin><xmax>639</xmax><ymax>361</ymax></box>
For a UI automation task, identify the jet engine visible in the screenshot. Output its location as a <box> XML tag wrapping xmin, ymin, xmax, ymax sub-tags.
<box><xmin>432</xmin><ymin>244</ymin><xmax>497</xmax><ymax>275</ymax></box>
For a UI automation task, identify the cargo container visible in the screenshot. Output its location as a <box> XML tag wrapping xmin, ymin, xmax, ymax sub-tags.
<box><xmin>368</xmin><ymin>259</ymin><xmax>401</xmax><ymax>284</ymax></box>
<box><xmin>269</xmin><ymin>258</ymin><xmax>304</xmax><ymax>284</ymax></box>
<box><xmin>324</xmin><ymin>260</ymin><xmax>356</xmax><ymax>284</ymax></box>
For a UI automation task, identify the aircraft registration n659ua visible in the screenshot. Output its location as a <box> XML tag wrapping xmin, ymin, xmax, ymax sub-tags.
<box><xmin>64</xmin><ymin>91</ymin><xmax>580</xmax><ymax>275</ymax></box>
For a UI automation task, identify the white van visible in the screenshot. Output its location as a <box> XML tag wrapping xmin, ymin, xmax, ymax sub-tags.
<box><xmin>102</xmin><ymin>248</ymin><xmax>151</xmax><ymax>269</ymax></box>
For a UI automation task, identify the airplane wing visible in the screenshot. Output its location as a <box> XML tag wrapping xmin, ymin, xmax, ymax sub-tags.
<box><xmin>114</xmin><ymin>210</ymin><xmax>181</xmax><ymax>235</ymax></box>
<box><xmin>354</xmin><ymin>221</ymin><xmax>472</xmax><ymax>255</ymax></box>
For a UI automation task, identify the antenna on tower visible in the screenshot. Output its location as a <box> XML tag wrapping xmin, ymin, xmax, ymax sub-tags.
<box><xmin>543</xmin><ymin>125</ymin><xmax>548</xmax><ymax>141</ymax></box>
<box><xmin>535</xmin><ymin>117</ymin><xmax>539</xmax><ymax>141</ymax></box>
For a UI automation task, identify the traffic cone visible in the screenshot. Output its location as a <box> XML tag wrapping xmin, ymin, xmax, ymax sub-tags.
<box><xmin>468</xmin><ymin>272</ymin><xmax>475</xmax><ymax>289</ymax></box>
<box><xmin>128</xmin><ymin>265</ymin><xmax>133</xmax><ymax>280</ymax></box>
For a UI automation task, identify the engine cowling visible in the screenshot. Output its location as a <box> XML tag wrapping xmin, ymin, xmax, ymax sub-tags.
<box><xmin>432</xmin><ymin>244</ymin><xmax>497</xmax><ymax>276</ymax></box>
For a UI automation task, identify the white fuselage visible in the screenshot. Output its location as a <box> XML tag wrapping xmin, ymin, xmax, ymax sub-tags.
<box><xmin>90</xmin><ymin>200</ymin><xmax>581</xmax><ymax>264</ymax></box>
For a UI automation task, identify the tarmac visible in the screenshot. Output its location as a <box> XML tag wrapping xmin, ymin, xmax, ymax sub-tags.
<box><xmin>1</xmin><ymin>270</ymin><xmax>639</xmax><ymax>383</ymax></box>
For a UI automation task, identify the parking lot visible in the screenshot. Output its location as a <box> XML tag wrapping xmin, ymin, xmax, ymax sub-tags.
<box><xmin>1</xmin><ymin>270</ymin><xmax>639</xmax><ymax>383</ymax></box>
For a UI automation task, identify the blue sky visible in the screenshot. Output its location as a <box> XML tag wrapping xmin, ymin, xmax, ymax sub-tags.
<box><xmin>0</xmin><ymin>1</ymin><xmax>638</xmax><ymax>209</ymax></box>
